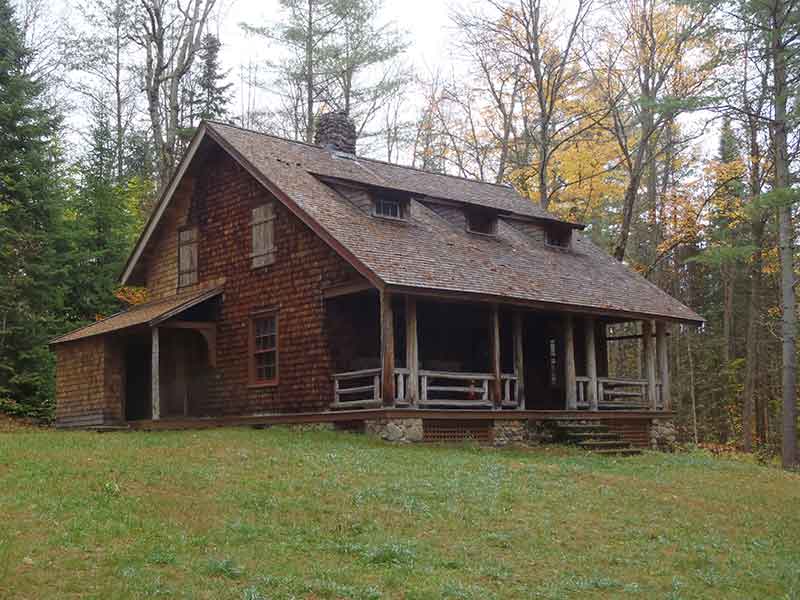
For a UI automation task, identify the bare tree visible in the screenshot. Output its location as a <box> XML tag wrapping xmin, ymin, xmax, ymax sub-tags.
<box><xmin>131</xmin><ymin>0</ymin><xmax>217</xmax><ymax>187</ymax></box>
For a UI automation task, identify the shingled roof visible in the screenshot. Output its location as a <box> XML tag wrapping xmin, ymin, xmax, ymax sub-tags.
<box><xmin>122</xmin><ymin>121</ymin><xmax>702</xmax><ymax>324</ymax></box>
<box><xmin>50</xmin><ymin>286</ymin><xmax>222</xmax><ymax>345</ymax></box>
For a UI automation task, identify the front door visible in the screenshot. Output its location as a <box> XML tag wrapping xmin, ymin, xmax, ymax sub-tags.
<box><xmin>523</xmin><ymin>315</ymin><xmax>564</xmax><ymax>409</ymax></box>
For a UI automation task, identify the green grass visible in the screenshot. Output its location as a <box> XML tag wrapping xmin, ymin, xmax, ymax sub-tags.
<box><xmin>1</xmin><ymin>427</ymin><xmax>799</xmax><ymax>599</ymax></box>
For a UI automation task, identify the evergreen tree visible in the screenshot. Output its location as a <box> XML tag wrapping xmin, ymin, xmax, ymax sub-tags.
<box><xmin>61</xmin><ymin>101</ymin><xmax>139</xmax><ymax>324</ymax></box>
<box><xmin>0</xmin><ymin>0</ymin><xmax>63</xmax><ymax>417</ymax></box>
<box><xmin>195</xmin><ymin>33</ymin><xmax>232</xmax><ymax>122</ymax></box>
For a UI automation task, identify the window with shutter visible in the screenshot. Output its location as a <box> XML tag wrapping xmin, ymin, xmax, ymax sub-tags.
<box><xmin>177</xmin><ymin>227</ymin><xmax>198</xmax><ymax>287</ymax></box>
<box><xmin>251</xmin><ymin>204</ymin><xmax>276</xmax><ymax>268</ymax></box>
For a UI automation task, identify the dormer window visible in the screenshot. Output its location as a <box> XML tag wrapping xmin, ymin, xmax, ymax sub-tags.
<box><xmin>466</xmin><ymin>210</ymin><xmax>497</xmax><ymax>236</ymax></box>
<box><xmin>372</xmin><ymin>196</ymin><xmax>406</xmax><ymax>220</ymax></box>
<box><xmin>545</xmin><ymin>226</ymin><xmax>572</xmax><ymax>249</ymax></box>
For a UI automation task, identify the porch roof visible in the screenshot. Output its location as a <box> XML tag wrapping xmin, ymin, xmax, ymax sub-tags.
<box><xmin>50</xmin><ymin>286</ymin><xmax>222</xmax><ymax>345</ymax></box>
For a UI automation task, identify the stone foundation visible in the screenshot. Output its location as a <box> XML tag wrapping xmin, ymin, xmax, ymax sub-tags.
<box><xmin>650</xmin><ymin>418</ymin><xmax>677</xmax><ymax>451</ymax></box>
<box><xmin>364</xmin><ymin>418</ymin><xmax>423</xmax><ymax>443</ymax></box>
<box><xmin>492</xmin><ymin>419</ymin><xmax>526</xmax><ymax>447</ymax></box>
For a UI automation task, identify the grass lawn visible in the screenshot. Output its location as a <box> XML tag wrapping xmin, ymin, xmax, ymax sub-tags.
<box><xmin>1</xmin><ymin>427</ymin><xmax>799</xmax><ymax>599</ymax></box>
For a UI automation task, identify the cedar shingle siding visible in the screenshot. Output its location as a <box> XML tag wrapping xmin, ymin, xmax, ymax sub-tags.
<box><xmin>52</xmin><ymin>119</ymin><xmax>700</xmax><ymax>426</ymax></box>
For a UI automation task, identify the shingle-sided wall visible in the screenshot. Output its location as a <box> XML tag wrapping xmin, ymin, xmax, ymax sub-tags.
<box><xmin>54</xmin><ymin>336</ymin><xmax>124</xmax><ymax>427</ymax></box>
<box><xmin>144</xmin><ymin>149</ymin><xmax>364</xmax><ymax>415</ymax></box>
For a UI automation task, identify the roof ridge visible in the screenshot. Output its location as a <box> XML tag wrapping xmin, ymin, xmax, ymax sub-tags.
<box><xmin>204</xmin><ymin>119</ymin><xmax>529</xmax><ymax>194</ymax></box>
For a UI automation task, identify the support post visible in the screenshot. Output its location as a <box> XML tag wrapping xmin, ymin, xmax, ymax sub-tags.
<box><xmin>151</xmin><ymin>326</ymin><xmax>160</xmax><ymax>420</ymax></box>
<box><xmin>490</xmin><ymin>305</ymin><xmax>502</xmax><ymax>408</ymax></box>
<box><xmin>380</xmin><ymin>290</ymin><xmax>395</xmax><ymax>406</ymax></box>
<box><xmin>642</xmin><ymin>320</ymin><xmax>657</xmax><ymax>410</ymax></box>
<box><xmin>512</xmin><ymin>311</ymin><xmax>525</xmax><ymax>409</ymax></box>
<box><xmin>564</xmin><ymin>314</ymin><xmax>577</xmax><ymax>410</ymax></box>
<box><xmin>405</xmin><ymin>296</ymin><xmax>419</xmax><ymax>405</ymax></box>
<box><xmin>656</xmin><ymin>321</ymin><xmax>671</xmax><ymax>410</ymax></box>
<box><xmin>585</xmin><ymin>317</ymin><xmax>598</xmax><ymax>411</ymax></box>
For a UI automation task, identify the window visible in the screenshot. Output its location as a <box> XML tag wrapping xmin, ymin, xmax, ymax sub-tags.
<box><xmin>466</xmin><ymin>211</ymin><xmax>497</xmax><ymax>235</ymax></box>
<box><xmin>251</xmin><ymin>203</ymin><xmax>276</xmax><ymax>269</ymax></box>
<box><xmin>548</xmin><ymin>338</ymin><xmax>559</xmax><ymax>387</ymax></box>
<box><xmin>177</xmin><ymin>227</ymin><xmax>198</xmax><ymax>287</ymax></box>
<box><xmin>545</xmin><ymin>227</ymin><xmax>572</xmax><ymax>249</ymax></box>
<box><xmin>250</xmin><ymin>313</ymin><xmax>278</xmax><ymax>384</ymax></box>
<box><xmin>373</xmin><ymin>197</ymin><xmax>404</xmax><ymax>219</ymax></box>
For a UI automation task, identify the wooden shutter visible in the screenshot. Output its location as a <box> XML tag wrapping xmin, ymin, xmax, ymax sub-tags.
<box><xmin>251</xmin><ymin>204</ymin><xmax>276</xmax><ymax>268</ymax></box>
<box><xmin>178</xmin><ymin>227</ymin><xmax>198</xmax><ymax>287</ymax></box>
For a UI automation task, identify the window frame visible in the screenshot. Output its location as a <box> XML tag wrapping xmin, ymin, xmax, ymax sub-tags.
<box><xmin>372</xmin><ymin>196</ymin><xmax>406</xmax><ymax>221</ymax></box>
<box><xmin>545</xmin><ymin>227</ymin><xmax>572</xmax><ymax>249</ymax></box>
<box><xmin>249</xmin><ymin>310</ymin><xmax>279</xmax><ymax>386</ymax></box>
<box><xmin>251</xmin><ymin>203</ymin><xmax>276</xmax><ymax>269</ymax></box>
<box><xmin>177</xmin><ymin>226</ymin><xmax>198</xmax><ymax>288</ymax></box>
<box><xmin>465</xmin><ymin>211</ymin><xmax>498</xmax><ymax>236</ymax></box>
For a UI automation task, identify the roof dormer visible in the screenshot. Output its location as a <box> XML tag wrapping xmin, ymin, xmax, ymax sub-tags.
<box><xmin>465</xmin><ymin>208</ymin><xmax>498</xmax><ymax>236</ymax></box>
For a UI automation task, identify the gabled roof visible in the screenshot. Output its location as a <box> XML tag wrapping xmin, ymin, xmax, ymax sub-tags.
<box><xmin>121</xmin><ymin>121</ymin><xmax>702</xmax><ymax>324</ymax></box>
<box><xmin>50</xmin><ymin>286</ymin><xmax>222</xmax><ymax>345</ymax></box>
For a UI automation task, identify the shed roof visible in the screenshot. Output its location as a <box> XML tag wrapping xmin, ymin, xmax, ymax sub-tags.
<box><xmin>50</xmin><ymin>286</ymin><xmax>222</xmax><ymax>345</ymax></box>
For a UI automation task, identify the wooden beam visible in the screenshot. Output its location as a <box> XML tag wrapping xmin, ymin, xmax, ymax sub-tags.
<box><xmin>656</xmin><ymin>321</ymin><xmax>671</xmax><ymax>410</ymax></box>
<box><xmin>380</xmin><ymin>290</ymin><xmax>395</xmax><ymax>406</ymax></box>
<box><xmin>405</xmin><ymin>296</ymin><xmax>419</xmax><ymax>405</ymax></box>
<box><xmin>642</xmin><ymin>320</ymin><xmax>657</xmax><ymax>410</ymax></box>
<box><xmin>489</xmin><ymin>305</ymin><xmax>502</xmax><ymax>408</ymax></box>
<box><xmin>585</xmin><ymin>317</ymin><xmax>598</xmax><ymax>411</ymax></box>
<box><xmin>322</xmin><ymin>280</ymin><xmax>374</xmax><ymax>299</ymax></box>
<box><xmin>158</xmin><ymin>321</ymin><xmax>217</xmax><ymax>368</ymax></box>
<box><xmin>151</xmin><ymin>327</ymin><xmax>160</xmax><ymax>420</ymax></box>
<box><xmin>564</xmin><ymin>315</ymin><xmax>577</xmax><ymax>410</ymax></box>
<box><xmin>512</xmin><ymin>312</ymin><xmax>525</xmax><ymax>409</ymax></box>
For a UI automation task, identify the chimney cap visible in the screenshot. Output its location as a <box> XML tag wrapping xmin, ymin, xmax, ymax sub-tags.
<box><xmin>314</xmin><ymin>111</ymin><xmax>357</xmax><ymax>155</ymax></box>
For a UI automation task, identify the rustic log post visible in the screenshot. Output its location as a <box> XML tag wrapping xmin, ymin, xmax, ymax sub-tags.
<box><xmin>642</xmin><ymin>319</ymin><xmax>657</xmax><ymax>410</ymax></box>
<box><xmin>405</xmin><ymin>295</ymin><xmax>419</xmax><ymax>405</ymax></box>
<box><xmin>490</xmin><ymin>305</ymin><xmax>502</xmax><ymax>408</ymax></box>
<box><xmin>380</xmin><ymin>289</ymin><xmax>395</xmax><ymax>406</ymax></box>
<box><xmin>512</xmin><ymin>311</ymin><xmax>525</xmax><ymax>409</ymax></box>
<box><xmin>151</xmin><ymin>326</ymin><xmax>160</xmax><ymax>420</ymax></box>
<box><xmin>564</xmin><ymin>314</ymin><xmax>577</xmax><ymax>410</ymax></box>
<box><xmin>656</xmin><ymin>321</ymin><xmax>671</xmax><ymax>410</ymax></box>
<box><xmin>585</xmin><ymin>317</ymin><xmax>598</xmax><ymax>411</ymax></box>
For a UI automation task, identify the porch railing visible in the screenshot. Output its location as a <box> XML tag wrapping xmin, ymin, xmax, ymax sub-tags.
<box><xmin>575</xmin><ymin>376</ymin><xmax>664</xmax><ymax>410</ymax></box>
<box><xmin>332</xmin><ymin>369</ymin><xmax>518</xmax><ymax>409</ymax></box>
<box><xmin>332</xmin><ymin>368</ymin><xmax>382</xmax><ymax>408</ymax></box>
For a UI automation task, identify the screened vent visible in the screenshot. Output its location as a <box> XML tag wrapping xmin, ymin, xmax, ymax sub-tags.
<box><xmin>423</xmin><ymin>419</ymin><xmax>493</xmax><ymax>444</ymax></box>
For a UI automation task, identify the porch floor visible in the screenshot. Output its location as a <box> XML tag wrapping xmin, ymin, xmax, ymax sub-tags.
<box><xmin>124</xmin><ymin>408</ymin><xmax>673</xmax><ymax>431</ymax></box>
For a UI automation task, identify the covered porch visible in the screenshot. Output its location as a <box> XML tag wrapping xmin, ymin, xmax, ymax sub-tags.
<box><xmin>326</xmin><ymin>289</ymin><xmax>672</xmax><ymax>414</ymax></box>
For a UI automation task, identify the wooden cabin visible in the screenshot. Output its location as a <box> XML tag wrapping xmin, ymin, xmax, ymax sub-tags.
<box><xmin>50</xmin><ymin>113</ymin><xmax>702</xmax><ymax>445</ymax></box>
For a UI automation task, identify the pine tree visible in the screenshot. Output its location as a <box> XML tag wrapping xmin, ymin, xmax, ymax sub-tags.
<box><xmin>195</xmin><ymin>33</ymin><xmax>232</xmax><ymax>122</ymax></box>
<box><xmin>0</xmin><ymin>0</ymin><xmax>63</xmax><ymax>417</ymax></box>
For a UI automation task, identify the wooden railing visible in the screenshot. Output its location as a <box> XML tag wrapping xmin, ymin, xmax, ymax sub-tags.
<box><xmin>332</xmin><ymin>368</ymin><xmax>382</xmax><ymax>408</ymax></box>
<box><xmin>333</xmin><ymin>369</ymin><xmax>518</xmax><ymax>409</ymax></box>
<box><xmin>576</xmin><ymin>376</ymin><xmax>663</xmax><ymax>410</ymax></box>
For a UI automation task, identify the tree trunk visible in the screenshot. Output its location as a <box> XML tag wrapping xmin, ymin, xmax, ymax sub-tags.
<box><xmin>742</xmin><ymin>218</ymin><xmax>765</xmax><ymax>451</ymax></box>
<box><xmin>771</xmin><ymin>5</ymin><xmax>798</xmax><ymax>469</ymax></box>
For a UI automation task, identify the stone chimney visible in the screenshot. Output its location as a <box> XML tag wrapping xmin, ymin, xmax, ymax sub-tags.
<box><xmin>314</xmin><ymin>111</ymin><xmax>357</xmax><ymax>155</ymax></box>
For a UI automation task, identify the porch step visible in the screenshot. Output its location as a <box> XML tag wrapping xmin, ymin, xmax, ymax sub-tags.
<box><xmin>551</xmin><ymin>422</ymin><xmax>641</xmax><ymax>457</ymax></box>
<box><xmin>577</xmin><ymin>439</ymin><xmax>631</xmax><ymax>451</ymax></box>
<box><xmin>564</xmin><ymin>431</ymin><xmax>620</xmax><ymax>441</ymax></box>
<box><xmin>593</xmin><ymin>447</ymin><xmax>643</xmax><ymax>457</ymax></box>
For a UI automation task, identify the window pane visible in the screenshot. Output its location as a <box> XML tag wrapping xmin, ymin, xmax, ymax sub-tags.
<box><xmin>256</xmin><ymin>350</ymin><xmax>276</xmax><ymax>380</ymax></box>
<box><xmin>375</xmin><ymin>198</ymin><xmax>401</xmax><ymax>218</ymax></box>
